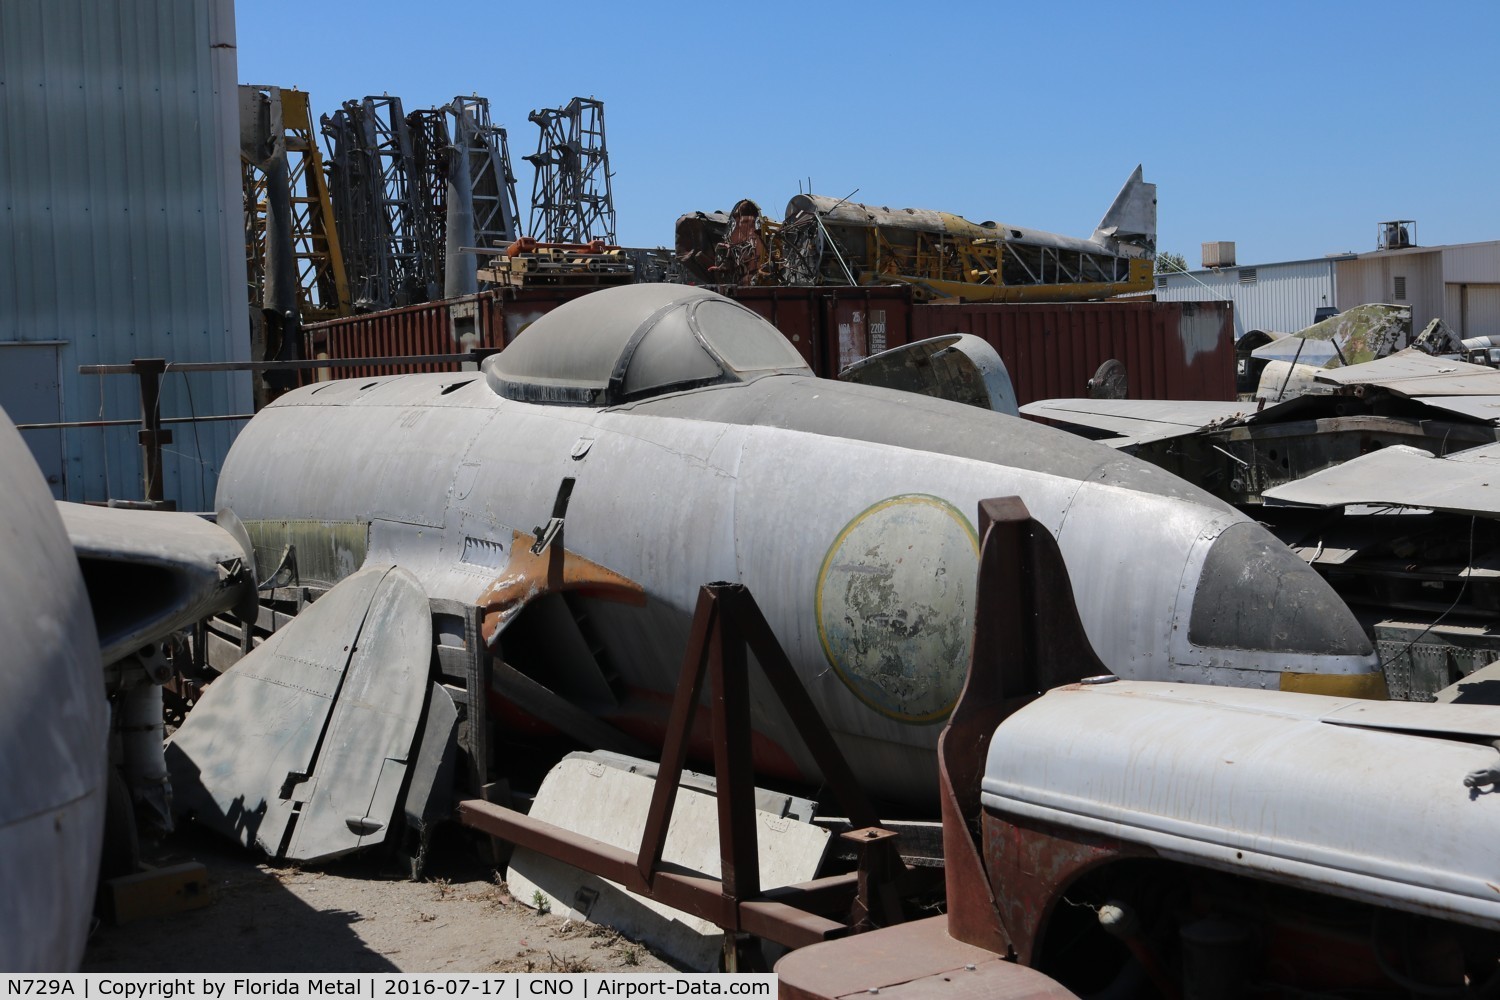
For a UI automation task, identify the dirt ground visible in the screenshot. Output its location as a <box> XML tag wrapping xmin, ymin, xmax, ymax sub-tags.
<box><xmin>82</xmin><ymin>826</ymin><xmax>677</xmax><ymax>974</ymax></box>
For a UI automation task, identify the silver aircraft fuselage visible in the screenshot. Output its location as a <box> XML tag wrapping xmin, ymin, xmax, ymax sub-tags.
<box><xmin>0</xmin><ymin>412</ymin><xmax>107</xmax><ymax>971</ymax></box>
<box><xmin>218</xmin><ymin>286</ymin><xmax>1379</xmax><ymax>805</ymax></box>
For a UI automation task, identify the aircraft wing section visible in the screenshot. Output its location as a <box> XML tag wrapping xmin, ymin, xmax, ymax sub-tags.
<box><xmin>1262</xmin><ymin>443</ymin><xmax>1500</xmax><ymax>516</ymax></box>
<box><xmin>58</xmin><ymin>502</ymin><xmax>255</xmax><ymax>665</ymax></box>
<box><xmin>167</xmin><ymin>564</ymin><xmax>432</xmax><ymax>862</ymax></box>
<box><xmin>1314</xmin><ymin>349</ymin><xmax>1500</xmax><ymax>396</ymax></box>
<box><xmin>1020</xmin><ymin>398</ymin><xmax>1258</xmax><ymax>447</ymax></box>
<box><xmin>1408</xmin><ymin>396</ymin><xmax>1500</xmax><ymax>422</ymax></box>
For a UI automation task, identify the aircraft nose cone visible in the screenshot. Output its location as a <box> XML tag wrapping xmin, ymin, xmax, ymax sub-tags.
<box><xmin>1189</xmin><ymin>521</ymin><xmax>1383</xmax><ymax>696</ymax></box>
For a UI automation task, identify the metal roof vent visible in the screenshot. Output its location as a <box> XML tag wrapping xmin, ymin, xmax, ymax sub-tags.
<box><xmin>1239</xmin><ymin>267</ymin><xmax>1258</xmax><ymax>285</ymax></box>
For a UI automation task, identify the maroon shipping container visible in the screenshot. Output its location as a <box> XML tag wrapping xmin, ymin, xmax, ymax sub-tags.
<box><xmin>304</xmin><ymin>286</ymin><xmax>1234</xmax><ymax>404</ymax></box>
<box><xmin>910</xmin><ymin>300</ymin><xmax>1235</xmax><ymax>403</ymax></box>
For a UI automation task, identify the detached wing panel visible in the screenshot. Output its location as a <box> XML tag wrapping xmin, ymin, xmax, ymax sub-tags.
<box><xmin>167</xmin><ymin>565</ymin><xmax>431</xmax><ymax>861</ymax></box>
<box><xmin>284</xmin><ymin>567</ymin><xmax>431</xmax><ymax>859</ymax></box>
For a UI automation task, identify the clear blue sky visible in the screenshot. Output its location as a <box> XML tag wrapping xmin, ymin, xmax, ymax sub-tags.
<box><xmin>237</xmin><ymin>1</ymin><xmax>1499</xmax><ymax>268</ymax></box>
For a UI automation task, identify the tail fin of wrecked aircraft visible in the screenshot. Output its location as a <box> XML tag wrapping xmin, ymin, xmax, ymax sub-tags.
<box><xmin>1092</xmin><ymin>165</ymin><xmax>1156</xmax><ymax>254</ymax></box>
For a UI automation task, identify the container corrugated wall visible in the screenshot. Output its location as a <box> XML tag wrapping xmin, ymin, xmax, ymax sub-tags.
<box><xmin>910</xmin><ymin>301</ymin><xmax>1235</xmax><ymax>404</ymax></box>
<box><xmin>306</xmin><ymin>290</ymin><xmax>580</xmax><ymax>379</ymax></box>
<box><xmin>306</xmin><ymin>286</ymin><xmax>918</xmax><ymax>378</ymax></box>
<box><xmin>0</xmin><ymin>0</ymin><xmax>251</xmax><ymax>509</ymax></box>
<box><xmin>305</xmin><ymin>287</ymin><xmax>1234</xmax><ymax>406</ymax></box>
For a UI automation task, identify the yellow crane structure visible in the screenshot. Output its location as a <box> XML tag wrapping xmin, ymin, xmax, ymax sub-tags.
<box><xmin>240</xmin><ymin>86</ymin><xmax>350</xmax><ymax>326</ymax></box>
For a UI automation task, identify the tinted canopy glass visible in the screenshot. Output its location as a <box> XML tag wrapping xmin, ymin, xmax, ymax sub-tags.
<box><xmin>484</xmin><ymin>285</ymin><xmax>811</xmax><ymax>406</ymax></box>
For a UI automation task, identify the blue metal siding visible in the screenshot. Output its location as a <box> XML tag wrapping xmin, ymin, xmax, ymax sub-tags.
<box><xmin>0</xmin><ymin>0</ymin><xmax>250</xmax><ymax>509</ymax></box>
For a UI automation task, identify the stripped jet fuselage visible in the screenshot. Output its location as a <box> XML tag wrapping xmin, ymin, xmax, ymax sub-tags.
<box><xmin>218</xmin><ymin>285</ymin><xmax>1378</xmax><ymax>806</ymax></box>
<box><xmin>0</xmin><ymin>412</ymin><xmax>107</xmax><ymax>971</ymax></box>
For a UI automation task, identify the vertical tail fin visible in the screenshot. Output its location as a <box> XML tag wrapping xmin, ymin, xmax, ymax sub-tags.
<box><xmin>1093</xmin><ymin>165</ymin><xmax>1156</xmax><ymax>254</ymax></box>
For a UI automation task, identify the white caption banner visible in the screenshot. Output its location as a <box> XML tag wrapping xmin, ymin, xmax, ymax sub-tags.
<box><xmin>0</xmin><ymin>976</ymin><xmax>778</xmax><ymax>1000</ymax></box>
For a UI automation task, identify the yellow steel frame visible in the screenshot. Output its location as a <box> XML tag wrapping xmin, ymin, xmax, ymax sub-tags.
<box><xmin>241</xmin><ymin>88</ymin><xmax>350</xmax><ymax>323</ymax></box>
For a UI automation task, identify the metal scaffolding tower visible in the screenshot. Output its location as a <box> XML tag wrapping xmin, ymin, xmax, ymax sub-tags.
<box><xmin>406</xmin><ymin>106</ymin><xmax>450</xmax><ymax>290</ymax></box>
<box><xmin>447</xmin><ymin>96</ymin><xmax>521</xmax><ymax>252</ymax></box>
<box><xmin>239</xmin><ymin>86</ymin><xmax>349</xmax><ymax>325</ymax></box>
<box><xmin>322</xmin><ymin>95</ymin><xmax>436</xmax><ymax>310</ymax></box>
<box><xmin>321</xmin><ymin>94</ymin><xmax>522</xmax><ymax>309</ymax></box>
<box><xmin>526</xmin><ymin>97</ymin><xmax>616</xmax><ymax>244</ymax></box>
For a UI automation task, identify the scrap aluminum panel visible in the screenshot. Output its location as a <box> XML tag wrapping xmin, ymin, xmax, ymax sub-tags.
<box><xmin>1263</xmin><ymin>443</ymin><xmax>1500</xmax><ymax>516</ymax></box>
<box><xmin>1375</xmin><ymin>620</ymin><xmax>1500</xmax><ymax>702</ymax></box>
<box><xmin>1408</xmin><ymin>395</ymin><xmax>1500</xmax><ymax>422</ymax></box>
<box><xmin>508</xmin><ymin>755</ymin><xmax>829</xmax><ymax>970</ymax></box>
<box><xmin>1315</xmin><ymin>349</ymin><xmax>1500</xmax><ymax>396</ymax></box>
<box><xmin>981</xmin><ymin>681</ymin><xmax>1500</xmax><ymax>929</ymax></box>
<box><xmin>1251</xmin><ymin>303</ymin><xmax>1412</xmax><ymax>369</ymax></box>
<box><xmin>1020</xmin><ymin>399</ymin><xmax>1260</xmax><ymax>447</ymax></box>
<box><xmin>167</xmin><ymin>564</ymin><xmax>431</xmax><ymax>861</ymax></box>
<box><xmin>57</xmin><ymin>503</ymin><xmax>252</xmax><ymax>664</ymax></box>
<box><xmin>840</xmin><ymin>335</ymin><xmax>1019</xmax><ymax>415</ymax></box>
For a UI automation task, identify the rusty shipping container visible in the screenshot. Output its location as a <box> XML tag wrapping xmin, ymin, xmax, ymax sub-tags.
<box><xmin>910</xmin><ymin>299</ymin><xmax>1234</xmax><ymax>403</ymax></box>
<box><xmin>304</xmin><ymin>287</ymin><xmax>1234</xmax><ymax>404</ymax></box>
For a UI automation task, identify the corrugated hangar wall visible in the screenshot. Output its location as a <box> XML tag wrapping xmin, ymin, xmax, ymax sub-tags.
<box><xmin>0</xmin><ymin>0</ymin><xmax>250</xmax><ymax>510</ymax></box>
<box><xmin>1150</xmin><ymin>258</ymin><xmax>1343</xmax><ymax>338</ymax></box>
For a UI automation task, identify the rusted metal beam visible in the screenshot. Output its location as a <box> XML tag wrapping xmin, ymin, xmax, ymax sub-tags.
<box><xmin>737</xmin><ymin>902</ymin><xmax>845</xmax><ymax>950</ymax></box>
<box><xmin>134</xmin><ymin>358</ymin><xmax>169</xmax><ymax>506</ymax></box>
<box><xmin>465</xmin><ymin>798</ymin><xmax>808</xmax><ymax>937</ymax></box>
<box><xmin>80</xmin><ymin>353</ymin><xmax>478</xmax><ymax>375</ymax></box>
<box><xmin>758</xmin><ymin>872</ymin><xmax>861</xmax><ymax>915</ymax></box>
<box><xmin>710</xmin><ymin>594</ymin><xmax>760</xmax><ymax>913</ymax></box>
<box><xmin>462</xmin><ymin>581</ymin><xmax>913</xmax><ymax>952</ymax></box>
<box><xmin>636</xmin><ymin>588</ymin><xmax>716</xmax><ymax>886</ymax></box>
<box><xmin>843</xmin><ymin>827</ymin><xmax>904</xmax><ymax>931</ymax></box>
<box><xmin>937</xmin><ymin>497</ymin><xmax>1114</xmax><ymax>957</ymax></box>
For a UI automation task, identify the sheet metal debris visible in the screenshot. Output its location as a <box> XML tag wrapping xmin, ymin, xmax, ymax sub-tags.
<box><xmin>839</xmin><ymin>334</ymin><xmax>1020</xmax><ymax>415</ymax></box>
<box><xmin>168</xmin><ymin>564</ymin><xmax>431</xmax><ymax>862</ymax></box>
<box><xmin>1313</xmin><ymin>347</ymin><xmax>1500</xmax><ymax>395</ymax></box>
<box><xmin>1263</xmin><ymin>442</ymin><xmax>1500</xmax><ymax>516</ymax></box>
<box><xmin>1020</xmin><ymin>399</ymin><xmax>1259</xmax><ymax>447</ymax></box>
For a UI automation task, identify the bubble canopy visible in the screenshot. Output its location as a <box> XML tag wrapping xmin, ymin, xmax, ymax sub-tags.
<box><xmin>482</xmin><ymin>284</ymin><xmax>812</xmax><ymax>406</ymax></box>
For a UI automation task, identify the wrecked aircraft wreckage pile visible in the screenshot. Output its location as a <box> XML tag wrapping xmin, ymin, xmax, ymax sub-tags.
<box><xmin>674</xmin><ymin>168</ymin><xmax>1157</xmax><ymax>303</ymax></box>
<box><xmin>12</xmin><ymin>285</ymin><xmax>1500</xmax><ymax>991</ymax></box>
<box><xmin>1026</xmin><ymin>308</ymin><xmax>1500</xmax><ymax>700</ymax></box>
<box><xmin>127</xmin><ymin>284</ymin><xmax>1471</xmax><ymax>982</ymax></box>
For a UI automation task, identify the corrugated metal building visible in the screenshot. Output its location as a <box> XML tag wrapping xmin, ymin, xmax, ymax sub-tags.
<box><xmin>0</xmin><ymin>0</ymin><xmax>250</xmax><ymax>510</ymax></box>
<box><xmin>1148</xmin><ymin>255</ymin><xmax>1352</xmax><ymax>338</ymax></box>
<box><xmin>1335</xmin><ymin>241</ymin><xmax>1500</xmax><ymax>339</ymax></box>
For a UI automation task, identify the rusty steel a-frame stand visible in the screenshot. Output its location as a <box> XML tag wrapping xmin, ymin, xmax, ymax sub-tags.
<box><xmin>459</xmin><ymin>582</ymin><xmax>906</xmax><ymax>967</ymax></box>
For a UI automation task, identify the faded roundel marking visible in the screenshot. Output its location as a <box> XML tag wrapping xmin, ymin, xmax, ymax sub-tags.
<box><xmin>815</xmin><ymin>494</ymin><xmax>979</xmax><ymax>724</ymax></box>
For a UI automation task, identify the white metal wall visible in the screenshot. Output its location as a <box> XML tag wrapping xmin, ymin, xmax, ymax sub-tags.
<box><xmin>1456</xmin><ymin>286</ymin><xmax>1500</xmax><ymax>338</ymax></box>
<box><xmin>1442</xmin><ymin>243</ymin><xmax>1500</xmax><ymax>285</ymax></box>
<box><xmin>1151</xmin><ymin>258</ymin><xmax>1340</xmax><ymax>339</ymax></box>
<box><xmin>1443</xmin><ymin>244</ymin><xmax>1500</xmax><ymax>339</ymax></box>
<box><xmin>1336</xmin><ymin>250</ymin><xmax>1447</xmax><ymax>337</ymax></box>
<box><xmin>0</xmin><ymin>0</ymin><xmax>250</xmax><ymax>509</ymax></box>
